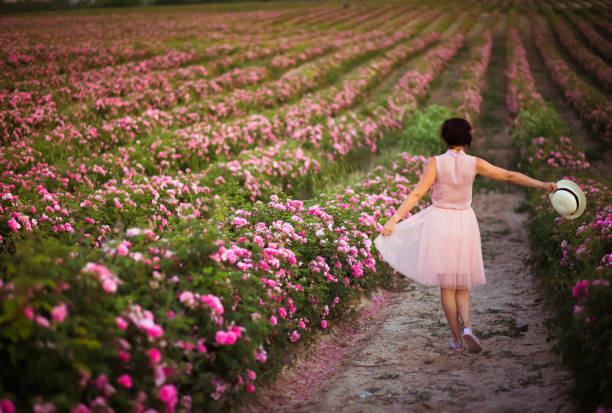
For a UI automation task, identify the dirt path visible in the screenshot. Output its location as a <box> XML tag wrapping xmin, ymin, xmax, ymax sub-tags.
<box><xmin>240</xmin><ymin>15</ymin><xmax>576</xmax><ymax>413</ymax></box>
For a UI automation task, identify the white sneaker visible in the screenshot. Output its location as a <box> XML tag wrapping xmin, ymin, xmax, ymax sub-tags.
<box><xmin>462</xmin><ymin>327</ymin><xmax>482</xmax><ymax>353</ymax></box>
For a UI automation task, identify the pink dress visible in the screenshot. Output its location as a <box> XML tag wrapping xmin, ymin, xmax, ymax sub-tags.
<box><xmin>373</xmin><ymin>148</ymin><xmax>486</xmax><ymax>290</ymax></box>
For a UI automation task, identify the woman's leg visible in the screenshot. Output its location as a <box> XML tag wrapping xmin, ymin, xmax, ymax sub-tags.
<box><xmin>440</xmin><ymin>287</ymin><xmax>461</xmax><ymax>342</ymax></box>
<box><xmin>456</xmin><ymin>288</ymin><xmax>471</xmax><ymax>329</ymax></box>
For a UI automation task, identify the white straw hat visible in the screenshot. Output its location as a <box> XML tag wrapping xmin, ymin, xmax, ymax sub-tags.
<box><xmin>549</xmin><ymin>179</ymin><xmax>586</xmax><ymax>219</ymax></box>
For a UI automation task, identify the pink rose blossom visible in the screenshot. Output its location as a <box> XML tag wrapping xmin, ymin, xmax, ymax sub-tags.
<box><xmin>115</xmin><ymin>317</ymin><xmax>128</xmax><ymax>330</ymax></box>
<box><xmin>70</xmin><ymin>404</ymin><xmax>91</xmax><ymax>413</ymax></box>
<box><xmin>288</xmin><ymin>329</ymin><xmax>300</xmax><ymax>342</ymax></box>
<box><xmin>36</xmin><ymin>315</ymin><xmax>50</xmax><ymax>328</ymax></box>
<box><xmin>159</xmin><ymin>384</ymin><xmax>178</xmax><ymax>413</ymax></box>
<box><xmin>0</xmin><ymin>399</ymin><xmax>15</xmax><ymax>413</ymax></box>
<box><xmin>51</xmin><ymin>302</ymin><xmax>68</xmax><ymax>322</ymax></box>
<box><xmin>7</xmin><ymin>217</ymin><xmax>21</xmax><ymax>232</ymax></box>
<box><xmin>215</xmin><ymin>330</ymin><xmax>237</xmax><ymax>345</ymax></box>
<box><xmin>572</xmin><ymin>280</ymin><xmax>589</xmax><ymax>300</ymax></box>
<box><xmin>254</xmin><ymin>344</ymin><xmax>268</xmax><ymax>363</ymax></box>
<box><xmin>117</xmin><ymin>374</ymin><xmax>132</xmax><ymax>388</ymax></box>
<box><xmin>116</xmin><ymin>240</ymin><xmax>131</xmax><ymax>256</ymax></box>
<box><xmin>148</xmin><ymin>348</ymin><xmax>161</xmax><ymax>364</ymax></box>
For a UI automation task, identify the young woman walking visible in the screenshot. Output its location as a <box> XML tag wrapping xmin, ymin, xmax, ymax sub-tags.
<box><xmin>374</xmin><ymin>118</ymin><xmax>557</xmax><ymax>353</ymax></box>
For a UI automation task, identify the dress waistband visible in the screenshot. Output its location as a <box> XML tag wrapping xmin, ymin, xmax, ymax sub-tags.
<box><xmin>432</xmin><ymin>204</ymin><xmax>471</xmax><ymax>211</ymax></box>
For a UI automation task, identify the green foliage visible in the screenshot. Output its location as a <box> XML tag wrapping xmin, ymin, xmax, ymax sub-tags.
<box><xmin>512</xmin><ymin>106</ymin><xmax>569</xmax><ymax>144</ymax></box>
<box><xmin>399</xmin><ymin>104</ymin><xmax>455</xmax><ymax>156</ymax></box>
<box><xmin>558</xmin><ymin>282</ymin><xmax>612</xmax><ymax>410</ymax></box>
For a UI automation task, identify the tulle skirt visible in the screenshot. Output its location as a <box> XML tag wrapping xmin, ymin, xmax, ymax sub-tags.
<box><xmin>373</xmin><ymin>205</ymin><xmax>486</xmax><ymax>290</ymax></box>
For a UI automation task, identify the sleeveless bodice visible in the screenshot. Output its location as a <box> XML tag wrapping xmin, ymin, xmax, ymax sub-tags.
<box><xmin>431</xmin><ymin>149</ymin><xmax>476</xmax><ymax>210</ymax></box>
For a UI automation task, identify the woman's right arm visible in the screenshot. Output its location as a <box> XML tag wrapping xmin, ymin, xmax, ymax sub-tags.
<box><xmin>475</xmin><ymin>157</ymin><xmax>557</xmax><ymax>192</ymax></box>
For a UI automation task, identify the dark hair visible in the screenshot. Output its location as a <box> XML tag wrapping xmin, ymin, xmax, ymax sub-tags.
<box><xmin>440</xmin><ymin>118</ymin><xmax>472</xmax><ymax>147</ymax></box>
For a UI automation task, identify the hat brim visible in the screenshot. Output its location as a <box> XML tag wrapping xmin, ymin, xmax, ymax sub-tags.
<box><xmin>548</xmin><ymin>179</ymin><xmax>587</xmax><ymax>219</ymax></box>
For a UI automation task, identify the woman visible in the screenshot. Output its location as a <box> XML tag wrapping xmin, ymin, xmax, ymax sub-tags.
<box><xmin>373</xmin><ymin>118</ymin><xmax>557</xmax><ymax>353</ymax></box>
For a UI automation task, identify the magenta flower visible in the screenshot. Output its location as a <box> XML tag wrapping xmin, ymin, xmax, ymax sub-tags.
<box><xmin>0</xmin><ymin>399</ymin><xmax>15</xmax><ymax>413</ymax></box>
<box><xmin>35</xmin><ymin>315</ymin><xmax>50</xmax><ymax>328</ymax></box>
<box><xmin>115</xmin><ymin>317</ymin><xmax>128</xmax><ymax>330</ymax></box>
<box><xmin>572</xmin><ymin>280</ymin><xmax>589</xmax><ymax>300</ymax></box>
<box><xmin>288</xmin><ymin>329</ymin><xmax>300</xmax><ymax>342</ymax></box>
<box><xmin>145</xmin><ymin>324</ymin><xmax>164</xmax><ymax>338</ymax></box>
<box><xmin>200</xmin><ymin>294</ymin><xmax>224</xmax><ymax>315</ymax></box>
<box><xmin>159</xmin><ymin>384</ymin><xmax>178</xmax><ymax>413</ymax></box>
<box><xmin>254</xmin><ymin>345</ymin><xmax>268</xmax><ymax>363</ymax></box>
<box><xmin>51</xmin><ymin>302</ymin><xmax>68</xmax><ymax>323</ymax></box>
<box><xmin>115</xmin><ymin>240</ymin><xmax>131</xmax><ymax>256</ymax></box>
<box><xmin>148</xmin><ymin>348</ymin><xmax>161</xmax><ymax>364</ymax></box>
<box><xmin>7</xmin><ymin>217</ymin><xmax>21</xmax><ymax>232</ymax></box>
<box><xmin>82</xmin><ymin>263</ymin><xmax>120</xmax><ymax>294</ymax></box>
<box><xmin>215</xmin><ymin>330</ymin><xmax>237</xmax><ymax>345</ymax></box>
<box><xmin>117</xmin><ymin>374</ymin><xmax>132</xmax><ymax>388</ymax></box>
<box><xmin>24</xmin><ymin>306</ymin><xmax>34</xmax><ymax>320</ymax></box>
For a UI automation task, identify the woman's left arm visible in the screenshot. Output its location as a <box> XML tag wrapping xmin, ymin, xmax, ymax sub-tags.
<box><xmin>388</xmin><ymin>157</ymin><xmax>437</xmax><ymax>224</ymax></box>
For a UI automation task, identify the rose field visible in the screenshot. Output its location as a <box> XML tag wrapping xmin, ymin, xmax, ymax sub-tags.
<box><xmin>0</xmin><ymin>0</ymin><xmax>611</xmax><ymax>412</ymax></box>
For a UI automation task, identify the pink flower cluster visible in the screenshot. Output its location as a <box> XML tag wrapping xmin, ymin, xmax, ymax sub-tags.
<box><xmin>215</xmin><ymin>325</ymin><xmax>245</xmax><ymax>346</ymax></box>
<box><xmin>124</xmin><ymin>304</ymin><xmax>164</xmax><ymax>338</ymax></box>
<box><xmin>572</xmin><ymin>278</ymin><xmax>610</xmax><ymax>315</ymax></box>
<box><xmin>81</xmin><ymin>263</ymin><xmax>122</xmax><ymax>293</ymax></box>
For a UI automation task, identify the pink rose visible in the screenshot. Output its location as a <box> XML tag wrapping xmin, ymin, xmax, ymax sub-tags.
<box><xmin>102</xmin><ymin>278</ymin><xmax>117</xmax><ymax>293</ymax></box>
<box><xmin>215</xmin><ymin>330</ymin><xmax>237</xmax><ymax>345</ymax></box>
<box><xmin>159</xmin><ymin>384</ymin><xmax>178</xmax><ymax>413</ymax></box>
<box><xmin>0</xmin><ymin>399</ymin><xmax>15</xmax><ymax>413</ymax></box>
<box><xmin>69</xmin><ymin>404</ymin><xmax>91</xmax><ymax>413</ymax></box>
<box><xmin>145</xmin><ymin>324</ymin><xmax>164</xmax><ymax>338</ymax></box>
<box><xmin>7</xmin><ymin>217</ymin><xmax>21</xmax><ymax>232</ymax></box>
<box><xmin>116</xmin><ymin>241</ymin><xmax>130</xmax><ymax>256</ymax></box>
<box><xmin>230</xmin><ymin>325</ymin><xmax>243</xmax><ymax>338</ymax></box>
<box><xmin>148</xmin><ymin>348</ymin><xmax>161</xmax><ymax>364</ymax></box>
<box><xmin>35</xmin><ymin>315</ymin><xmax>50</xmax><ymax>328</ymax></box>
<box><xmin>117</xmin><ymin>374</ymin><xmax>132</xmax><ymax>388</ymax></box>
<box><xmin>115</xmin><ymin>317</ymin><xmax>128</xmax><ymax>330</ymax></box>
<box><xmin>95</xmin><ymin>373</ymin><xmax>108</xmax><ymax>390</ymax></box>
<box><xmin>321</xmin><ymin>320</ymin><xmax>328</xmax><ymax>329</ymax></box>
<box><xmin>51</xmin><ymin>302</ymin><xmax>68</xmax><ymax>322</ymax></box>
<box><xmin>572</xmin><ymin>280</ymin><xmax>589</xmax><ymax>300</ymax></box>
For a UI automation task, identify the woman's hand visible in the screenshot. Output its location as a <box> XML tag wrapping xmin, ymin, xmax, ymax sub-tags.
<box><xmin>381</xmin><ymin>218</ymin><xmax>397</xmax><ymax>236</ymax></box>
<box><xmin>542</xmin><ymin>181</ymin><xmax>557</xmax><ymax>193</ymax></box>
